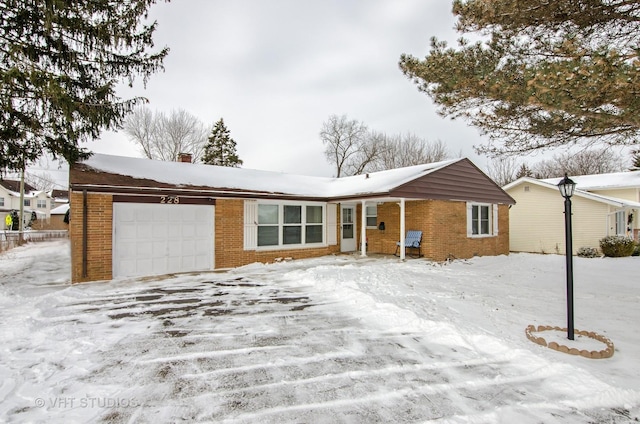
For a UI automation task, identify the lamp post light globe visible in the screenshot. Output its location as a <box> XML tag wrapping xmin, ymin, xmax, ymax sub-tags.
<box><xmin>558</xmin><ymin>173</ymin><xmax>577</xmax><ymax>199</ymax></box>
<box><xmin>557</xmin><ymin>173</ymin><xmax>577</xmax><ymax>340</ymax></box>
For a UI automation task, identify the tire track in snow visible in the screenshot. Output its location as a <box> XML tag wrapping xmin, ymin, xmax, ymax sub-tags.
<box><xmin>4</xmin><ymin>259</ymin><xmax>637</xmax><ymax>423</ymax></box>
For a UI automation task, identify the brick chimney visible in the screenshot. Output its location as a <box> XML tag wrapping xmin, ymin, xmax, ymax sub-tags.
<box><xmin>178</xmin><ymin>153</ymin><xmax>192</xmax><ymax>163</ymax></box>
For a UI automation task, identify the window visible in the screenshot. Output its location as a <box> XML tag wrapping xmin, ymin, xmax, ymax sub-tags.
<box><xmin>37</xmin><ymin>199</ymin><xmax>47</xmax><ymax>208</ymax></box>
<box><xmin>253</xmin><ymin>202</ymin><xmax>325</xmax><ymax>249</ymax></box>
<box><xmin>257</xmin><ymin>204</ymin><xmax>279</xmax><ymax>246</ymax></box>
<box><xmin>467</xmin><ymin>203</ymin><xmax>498</xmax><ymax>237</ymax></box>
<box><xmin>23</xmin><ymin>199</ymin><xmax>31</xmax><ymax>207</ymax></box>
<box><xmin>365</xmin><ymin>205</ymin><xmax>377</xmax><ymax>228</ymax></box>
<box><xmin>472</xmin><ymin>205</ymin><xmax>490</xmax><ymax>235</ymax></box>
<box><xmin>283</xmin><ymin>205</ymin><xmax>302</xmax><ymax>244</ymax></box>
<box><xmin>306</xmin><ymin>206</ymin><xmax>323</xmax><ymax>243</ymax></box>
<box><xmin>0</xmin><ymin>197</ymin><xmax>4</xmax><ymax>207</ymax></box>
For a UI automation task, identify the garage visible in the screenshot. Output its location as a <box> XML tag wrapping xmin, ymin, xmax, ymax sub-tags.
<box><xmin>112</xmin><ymin>202</ymin><xmax>214</xmax><ymax>278</ymax></box>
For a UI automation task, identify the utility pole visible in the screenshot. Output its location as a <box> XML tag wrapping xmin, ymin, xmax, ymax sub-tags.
<box><xmin>19</xmin><ymin>157</ymin><xmax>25</xmax><ymax>244</ymax></box>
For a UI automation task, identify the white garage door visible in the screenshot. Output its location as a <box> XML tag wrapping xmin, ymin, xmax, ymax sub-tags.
<box><xmin>113</xmin><ymin>203</ymin><xmax>214</xmax><ymax>278</ymax></box>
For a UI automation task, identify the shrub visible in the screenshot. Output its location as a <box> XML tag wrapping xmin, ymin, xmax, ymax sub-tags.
<box><xmin>633</xmin><ymin>243</ymin><xmax>640</xmax><ymax>257</ymax></box>
<box><xmin>599</xmin><ymin>236</ymin><xmax>636</xmax><ymax>257</ymax></box>
<box><xmin>577</xmin><ymin>247</ymin><xmax>599</xmax><ymax>258</ymax></box>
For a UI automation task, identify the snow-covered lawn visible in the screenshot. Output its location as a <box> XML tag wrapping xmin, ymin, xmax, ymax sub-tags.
<box><xmin>1</xmin><ymin>240</ymin><xmax>638</xmax><ymax>423</ymax></box>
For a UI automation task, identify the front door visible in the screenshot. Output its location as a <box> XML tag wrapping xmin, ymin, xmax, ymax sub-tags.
<box><xmin>340</xmin><ymin>205</ymin><xmax>356</xmax><ymax>252</ymax></box>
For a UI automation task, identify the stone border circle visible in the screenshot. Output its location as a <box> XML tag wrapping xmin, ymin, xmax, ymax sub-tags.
<box><xmin>525</xmin><ymin>325</ymin><xmax>614</xmax><ymax>359</ymax></box>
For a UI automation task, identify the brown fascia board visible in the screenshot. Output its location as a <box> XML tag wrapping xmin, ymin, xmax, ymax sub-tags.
<box><xmin>388</xmin><ymin>158</ymin><xmax>516</xmax><ymax>205</ymax></box>
<box><xmin>69</xmin><ymin>164</ymin><xmax>329</xmax><ymax>201</ymax></box>
<box><xmin>69</xmin><ymin>163</ymin><xmax>388</xmax><ymax>202</ymax></box>
<box><xmin>71</xmin><ymin>183</ymin><xmax>331</xmax><ymax>202</ymax></box>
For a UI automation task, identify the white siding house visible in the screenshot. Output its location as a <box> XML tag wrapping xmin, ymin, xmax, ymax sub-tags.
<box><xmin>504</xmin><ymin>171</ymin><xmax>640</xmax><ymax>254</ymax></box>
<box><xmin>1</xmin><ymin>180</ymin><xmax>52</xmax><ymax>229</ymax></box>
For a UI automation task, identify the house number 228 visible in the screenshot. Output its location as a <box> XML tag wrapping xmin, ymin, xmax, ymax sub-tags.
<box><xmin>160</xmin><ymin>196</ymin><xmax>180</xmax><ymax>204</ymax></box>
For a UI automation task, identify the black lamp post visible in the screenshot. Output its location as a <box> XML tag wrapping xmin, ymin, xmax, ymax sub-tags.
<box><xmin>557</xmin><ymin>173</ymin><xmax>577</xmax><ymax>340</ymax></box>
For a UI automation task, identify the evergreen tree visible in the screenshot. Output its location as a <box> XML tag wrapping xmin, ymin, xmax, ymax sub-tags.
<box><xmin>399</xmin><ymin>0</ymin><xmax>640</xmax><ymax>156</ymax></box>
<box><xmin>631</xmin><ymin>150</ymin><xmax>640</xmax><ymax>171</ymax></box>
<box><xmin>0</xmin><ymin>1</ymin><xmax>168</xmax><ymax>172</ymax></box>
<box><xmin>515</xmin><ymin>163</ymin><xmax>533</xmax><ymax>179</ymax></box>
<box><xmin>202</xmin><ymin>118</ymin><xmax>243</xmax><ymax>167</ymax></box>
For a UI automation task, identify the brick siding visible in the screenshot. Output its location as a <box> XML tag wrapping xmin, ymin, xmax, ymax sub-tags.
<box><xmin>358</xmin><ymin>200</ymin><xmax>509</xmax><ymax>260</ymax></box>
<box><xmin>214</xmin><ymin>199</ymin><xmax>340</xmax><ymax>268</ymax></box>
<box><xmin>69</xmin><ymin>191</ymin><xmax>113</xmax><ymax>283</ymax></box>
<box><xmin>70</xmin><ymin>195</ymin><xmax>508</xmax><ymax>283</ymax></box>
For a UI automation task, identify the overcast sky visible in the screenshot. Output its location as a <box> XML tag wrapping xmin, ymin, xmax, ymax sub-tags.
<box><xmin>81</xmin><ymin>0</ymin><xmax>493</xmax><ymax>178</ymax></box>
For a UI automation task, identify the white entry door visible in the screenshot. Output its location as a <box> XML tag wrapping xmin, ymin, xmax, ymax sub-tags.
<box><xmin>340</xmin><ymin>205</ymin><xmax>356</xmax><ymax>252</ymax></box>
<box><xmin>113</xmin><ymin>203</ymin><xmax>214</xmax><ymax>278</ymax></box>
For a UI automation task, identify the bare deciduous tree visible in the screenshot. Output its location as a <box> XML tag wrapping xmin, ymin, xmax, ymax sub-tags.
<box><xmin>124</xmin><ymin>107</ymin><xmax>209</xmax><ymax>163</ymax></box>
<box><xmin>123</xmin><ymin>107</ymin><xmax>157</xmax><ymax>160</ymax></box>
<box><xmin>532</xmin><ymin>148</ymin><xmax>624</xmax><ymax>178</ymax></box>
<box><xmin>344</xmin><ymin>132</ymin><xmax>387</xmax><ymax>176</ymax></box>
<box><xmin>24</xmin><ymin>171</ymin><xmax>57</xmax><ymax>192</ymax></box>
<box><xmin>321</xmin><ymin>115</ymin><xmax>452</xmax><ymax>176</ymax></box>
<box><xmin>320</xmin><ymin>115</ymin><xmax>370</xmax><ymax>177</ymax></box>
<box><xmin>486</xmin><ymin>156</ymin><xmax>520</xmax><ymax>187</ymax></box>
<box><xmin>373</xmin><ymin>134</ymin><xmax>450</xmax><ymax>171</ymax></box>
<box><xmin>5</xmin><ymin>155</ymin><xmax>67</xmax><ymax>191</ymax></box>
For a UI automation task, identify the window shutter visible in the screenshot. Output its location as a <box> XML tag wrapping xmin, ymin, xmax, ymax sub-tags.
<box><xmin>493</xmin><ymin>204</ymin><xmax>499</xmax><ymax>235</ymax></box>
<box><xmin>466</xmin><ymin>203</ymin><xmax>473</xmax><ymax>237</ymax></box>
<box><xmin>244</xmin><ymin>200</ymin><xmax>258</xmax><ymax>250</ymax></box>
<box><xmin>327</xmin><ymin>204</ymin><xmax>337</xmax><ymax>245</ymax></box>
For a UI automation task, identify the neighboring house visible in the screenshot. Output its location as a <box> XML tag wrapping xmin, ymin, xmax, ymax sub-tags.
<box><xmin>41</xmin><ymin>204</ymin><xmax>70</xmax><ymax>231</ymax></box>
<box><xmin>0</xmin><ymin>180</ymin><xmax>52</xmax><ymax>229</ymax></box>
<box><xmin>68</xmin><ymin>154</ymin><xmax>515</xmax><ymax>283</ymax></box>
<box><xmin>504</xmin><ymin>171</ymin><xmax>640</xmax><ymax>255</ymax></box>
<box><xmin>49</xmin><ymin>189</ymin><xmax>70</xmax><ymax>208</ymax></box>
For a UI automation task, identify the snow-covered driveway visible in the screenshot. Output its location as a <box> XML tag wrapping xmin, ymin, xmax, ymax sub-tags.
<box><xmin>1</xmin><ymin>241</ymin><xmax>638</xmax><ymax>423</ymax></box>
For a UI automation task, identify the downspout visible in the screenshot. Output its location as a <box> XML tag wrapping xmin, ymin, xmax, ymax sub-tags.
<box><xmin>399</xmin><ymin>198</ymin><xmax>406</xmax><ymax>261</ymax></box>
<box><xmin>360</xmin><ymin>200</ymin><xmax>367</xmax><ymax>257</ymax></box>
<box><xmin>82</xmin><ymin>189</ymin><xmax>88</xmax><ymax>278</ymax></box>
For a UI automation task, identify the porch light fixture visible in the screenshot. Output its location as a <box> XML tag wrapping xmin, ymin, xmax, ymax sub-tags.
<box><xmin>557</xmin><ymin>173</ymin><xmax>577</xmax><ymax>340</ymax></box>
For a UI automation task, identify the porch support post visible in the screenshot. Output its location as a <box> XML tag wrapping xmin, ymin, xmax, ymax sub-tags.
<box><xmin>360</xmin><ymin>200</ymin><xmax>367</xmax><ymax>257</ymax></box>
<box><xmin>399</xmin><ymin>198</ymin><xmax>406</xmax><ymax>261</ymax></box>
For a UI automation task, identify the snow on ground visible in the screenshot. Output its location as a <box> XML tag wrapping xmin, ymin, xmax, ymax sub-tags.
<box><xmin>0</xmin><ymin>240</ymin><xmax>639</xmax><ymax>423</ymax></box>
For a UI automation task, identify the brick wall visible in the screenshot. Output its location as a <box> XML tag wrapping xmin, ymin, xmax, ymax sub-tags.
<box><xmin>69</xmin><ymin>191</ymin><xmax>113</xmax><ymax>283</ymax></box>
<box><xmin>358</xmin><ymin>200</ymin><xmax>509</xmax><ymax>260</ymax></box>
<box><xmin>70</xmin><ymin>195</ymin><xmax>508</xmax><ymax>283</ymax></box>
<box><xmin>214</xmin><ymin>199</ymin><xmax>340</xmax><ymax>268</ymax></box>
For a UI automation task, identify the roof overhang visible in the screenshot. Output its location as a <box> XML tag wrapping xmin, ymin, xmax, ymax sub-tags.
<box><xmin>70</xmin><ymin>154</ymin><xmax>515</xmax><ymax>205</ymax></box>
<box><xmin>505</xmin><ymin>177</ymin><xmax>640</xmax><ymax>209</ymax></box>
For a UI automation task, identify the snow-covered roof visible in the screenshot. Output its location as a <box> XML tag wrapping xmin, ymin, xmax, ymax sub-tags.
<box><xmin>0</xmin><ymin>180</ymin><xmax>37</xmax><ymax>193</ymax></box>
<box><xmin>0</xmin><ymin>180</ymin><xmax>48</xmax><ymax>198</ymax></box>
<box><xmin>504</xmin><ymin>177</ymin><xmax>640</xmax><ymax>209</ymax></box>
<box><xmin>79</xmin><ymin>154</ymin><xmax>461</xmax><ymax>199</ymax></box>
<box><xmin>51</xmin><ymin>204</ymin><xmax>70</xmax><ymax>215</ymax></box>
<box><xmin>48</xmin><ymin>189</ymin><xmax>69</xmax><ymax>201</ymax></box>
<box><xmin>541</xmin><ymin>170</ymin><xmax>640</xmax><ymax>190</ymax></box>
<box><xmin>2</xmin><ymin>190</ymin><xmax>48</xmax><ymax>199</ymax></box>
